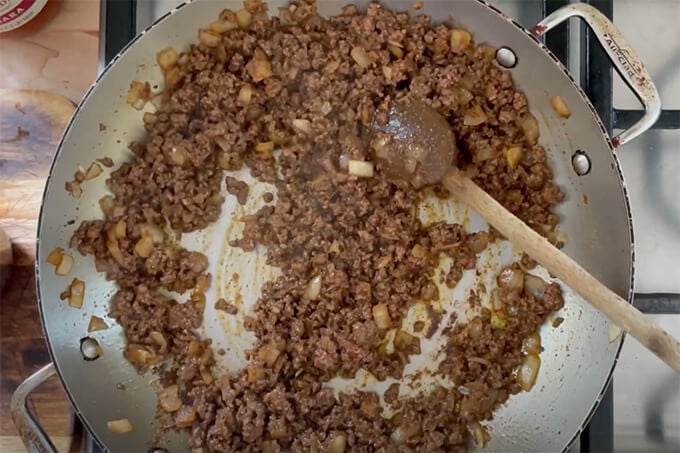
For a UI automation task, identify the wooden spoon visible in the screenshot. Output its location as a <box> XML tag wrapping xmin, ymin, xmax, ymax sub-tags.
<box><xmin>372</xmin><ymin>99</ymin><xmax>680</xmax><ymax>374</ymax></box>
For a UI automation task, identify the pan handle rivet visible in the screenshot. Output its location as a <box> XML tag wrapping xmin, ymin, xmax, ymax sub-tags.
<box><xmin>79</xmin><ymin>336</ymin><xmax>102</xmax><ymax>361</ymax></box>
<box><xmin>571</xmin><ymin>150</ymin><xmax>591</xmax><ymax>176</ymax></box>
<box><xmin>495</xmin><ymin>47</ymin><xmax>517</xmax><ymax>68</ymax></box>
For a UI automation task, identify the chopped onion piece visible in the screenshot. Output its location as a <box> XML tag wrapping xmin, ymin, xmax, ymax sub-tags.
<box><xmin>150</xmin><ymin>331</ymin><xmax>167</xmax><ymax>351</ymax></box>
<box><xmin>394</xmin><ymin>330</ymin><xmax>419</xmax><ymax>351</ymax></box>
<box><xmin>164</xmin><ymin>67</ymin><xmax>183</xmax><ymax>90</ymax></box>
<box><xmin>360</xmin><ymin>106</ymin><xmax>373</xmax><ymax>125</ymax></box>
<box><xmin>476</xmin><ymin>145</ymin><xmax>494</xmax><ymax>162</ymax></box>
<box><xmin>372</xmin><ymin>303</ymin><xmax>392</xmax><ymax>329</ymax></box>
<box><xmin>150</xmin><ymin>93</ymin><xmax>165</xmax><ymax>109</ymax></box>
<box><xmin>327</xmin><ymin>434</ymin><xmax>347</xmax><ymax>453</ymax></box>
<box><xmin>490</xmin><ymin>311</ymin><xmax>506</xmax><ymax>329</ymax></box>
<box><xmin>126</xmin><ymin>81</ymin><xmax>150</xmax><ymax>110</ymax></box>
<box><xmin>108</xmin><ymin>222</ymin><xmax>124</xmax><ymax>241</ymax></box>
<box><xmin>135</xmin><ymin>234</ymin><xmax>154</xmax><ymax>258</ymax></box>
<box><xmin>112</xmin><ymin>206</ymin><xmax>125</xmax><ymax>218</ymax></box>
<box><xmin>246</xmin><ymin>59</ymin><xmax>272</xmax><ymax>82</ymax></box>
<box><xmin>258</xmin><ymin>343</ymin><xmax>281</xmax><ymax>366</ymax></box>
<box><xmin>517</xmin><ymin>354</ymin><xmax>540</xmax><ymax>391</ymax></box>
<box><xmin>303</xmin><ymin>275</ymin><xmax>322</xmax><ymax>301</ymax></box>
<box><xmin>504</xmin><ymin>145</ymin><xmax>523</xmax><ymax>169</ymax></box>
<box><xmin>608</xmin><ymin>323</ymin><xmax>623</xmax><ymax>343</ymax></box>
<box><xmin>187</xmin><ymin>340</ymin><xmax>202</xmax><ymax>357</ymax></box>
<box><xmin>468</xmin><ymin>356</ymin><xmax>492</xmax><ymax>367</ymax></box>
<box><xmin>46</xmin><ymin>247</ymin><xmax>64</xmax><ymax>266</ymax></box>
<box><xmin>524</xmin><ymin>273</ymin><xmax>546</xmax><ymax>299</ymax></box>
<box><xmin>195</xmin><ymin>274</ymin><xmax>211</xmax><ymax>293</ymax></box>
<box><xmin>156</xmin><ymin>47</ymin><xmax>179</xmax><ymax>71</ymax></box>
<box><xmin>175</xmin><ymin>405</ymin><xmax>197</xmax><ymax>428</ymax></box>
<box><xmin>215</xmin><ymin>136</ymin><xmax>230</xmax><ymax>152</ymax></box>
<box><xmin>140</xmin><ymin>224</ymin><xmax>164</xmax><ymax>243</ymax></box>
<box><xmin>67</xmin><ymin>278</ymin><xmax>85</xmax><ymax>308</ymax></box>
<box><xmin>209</xmin><ymin>20</ymin><xmax>237</xmax><ymax>34</ymax></box>
<box><xmin>390</xmin><ymin>427</ymin><xmax>406</xmax><ymax>444</ymax></box>
<box><xmin>522</xmin><ymin>332</ymin><xmax>542</xmax><ymax>355</ymax></box>
<box><xmin>455</xmin><ymin>87</ymin><xmax>474</xmax><ymax>105</ymax></box>
<box><xmin>159</xmin><ymin>385</ymin><xmax>182</xmax><ymax>413</ymax></box>
<box><xmin>381</xmin><ymin>329</ymin><xmax>397</xmax><ymax>355</ymax></box>
<box><xmin>351</xmin><ymin>47</ymin><xmax>372</xmax><ymax>68</ymax></box>
<box><xmin>478</xmin><ymin>44</ymin><xmax>497</xmax><ymax>61</ymax></box>
<box><xmin>107</xmin><ymin>238</ymin><xmax>126</xmax><ymax>267</ymax></box>
<box><xmin>469</xmin><ymin>422</ymin><xmax>490</xmax><ymax>447</ymax></box>
<box><xmin>551</xmin><ymin>95</ymin><xmax>571</xmax><ymax>118</ymax></box>
<box><xmin>388</xmin><ymin>43</ymin><xmax>404</xmax><ymax>59</ymax></box>
<box><xmin>84</xmin><ymin>162</ymin><xmax>103</xmax><ymax>180</ymax></box>
<box><xmin>167</xmin><ymin>145</ymin><xmax>187</xmax><ymax>166</ymax></box>
<box><xmin>247</xmin><ymin>364</ymin><xmax>265</xmax><ymax>383</ymax></box>
<box><xmin>468</xmin><ymin>317</ymin><xmax>483</xmax><ymax>340</ymax></box>
<box><xmin>463</xmin><ymin>104</ymin><xmax>487</xmax><ymax>126</ymax></box>
<box><xmin>382</xmin><ymin>66</ymin><xmax>393</xmax><ymax>80</ymax></box>
<box><xmin>238</xmin><ymin>83</ymin><xmax>253</xmax><ymax>104</ymax></box>
<box><xmin>292</xmin><ymin>118</ymin><xmax>312</xmax><ymax>134</ymax></box>
<box><xmin>125</xmin><ymin>344</ymin><xmax>157</xmax><ymax>367</ymax></box>
<box><xmin>319</xmin><ymin>61</ymin><xmax>338</xmax><ymax>77</ymax></box>
<box><xmin>449</xmin><ymin>29</ymin><xmax>472</xmax><ymax>53</ymax></box>
<box><xmin>143</xmin><ymin>112</ymin><xmax>157</xmax><ymax>126</ymax></box>
<box><xmin>497</xmin><ymin>266</ymin><xmax>524</xmax><ymax>291</ymax></box>
<box><xmin>55</xmin><ymin>253</ymin><xmax>73</xmax><ymax>276</ymax></box>
<box><xmin>201</xmin><ymin>366</ymin><xmax>214</xmax><ymax>385</ymax></box>
<box><xmin>491</xmin><ymin>289</ymin><xmax>503</xmax><ymax>311</ymax></box>
<box><xmin>198</xmin><ymin>29</ymin><xmax>221</xmax><ymax>48</ymax></box>
<box><xmin>216</xmin><ymin>42</ymin><xmax>228</xmax><ymax>63</ymax></box>
<box><xmin>87</xmin><ymin>315</ymin><xmax>108</xmax><ymax>332</ymax></box>
<box><xmin>107</xmin><ymin>418</ymin><xmax>133</xmax><ymax>434</ymax></box>
<box><xmin>235</xmin><ymin>8</ymin><xmax>252</xmax><ymax>29</ymax></box>
<box><xmin>348</xmin><ymin>160</ymin><xmax>374</xmax><ymax>178</ymax></box>
<box><xmin>255</xmin><ymin>141</ymin><xmax>275</xmax><ymax>157</ymax></box>
<box><xmin>520</xmin><ymin>113</ymin><xmax>540</xmax><ymax>145</ymax></box>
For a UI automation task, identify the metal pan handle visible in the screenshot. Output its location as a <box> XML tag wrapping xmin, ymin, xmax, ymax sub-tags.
<box><xmin>532</xmin><ymin>3</ymin><xmax>661</xmax><ymax>148</ymax></box>
<box><xmin>10</xmin><ymin>363</ymin><xmax>59</xmax><ymax>453</ymax></box>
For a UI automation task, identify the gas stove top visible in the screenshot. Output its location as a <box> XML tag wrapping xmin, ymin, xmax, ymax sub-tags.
<box><xmin>95</xmin><ymin>0</ymin><xmax>680</xmax><ymax>451</ymax></box>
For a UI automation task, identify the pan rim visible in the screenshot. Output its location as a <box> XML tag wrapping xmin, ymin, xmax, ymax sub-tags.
<box><xmin>34</xmin><ymin>0</ymin><xmax>632</xmax><ymax>450</ymax></box>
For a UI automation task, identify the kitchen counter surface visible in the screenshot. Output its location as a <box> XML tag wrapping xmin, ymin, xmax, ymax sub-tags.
<box><xmin>0</xmin><ymin>1</ymin><xmax>99</xmax><ymax>451</ymax></box>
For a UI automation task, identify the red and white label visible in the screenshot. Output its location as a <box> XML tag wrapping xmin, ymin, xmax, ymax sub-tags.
<box><xmin>0</xmin><ymin>0</ymin><xmax>48</xmax><ymax>33</ymax></box>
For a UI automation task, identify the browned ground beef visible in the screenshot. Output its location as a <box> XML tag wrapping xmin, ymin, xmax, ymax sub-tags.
<box><xmin>226</xmin><ymin>175</ymin><xmax>250</xmax><ymax>205</ymax></box>
<box><xmin>71</xmin><ymin>1</ymin><xmax>566</xmax><ymax>451</ymax></box>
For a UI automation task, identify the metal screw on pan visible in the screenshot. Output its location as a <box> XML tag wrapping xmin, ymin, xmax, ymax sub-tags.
<box><xmin>495</xmin><ymin>47</ymin><xmax>518</xmax><ymax>68</ymax></box>
<box><xmin>572</xmin><ymin>150</ymin><xmax>592</xmax><ymax>176</ymax></box>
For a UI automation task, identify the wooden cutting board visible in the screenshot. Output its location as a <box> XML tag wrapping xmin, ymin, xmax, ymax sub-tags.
<box><xmin>0</xmin><ymin>89</ymin><xmax>75</xmax><ymax>265</ymax></box>
<box><xmin>0</xmin><ymin>89</ymin><xmax>80</xmax><ymax>452</ymax></box>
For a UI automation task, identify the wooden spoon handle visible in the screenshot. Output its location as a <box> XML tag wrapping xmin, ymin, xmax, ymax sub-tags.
<box><xmin>443</xmin><ymin>170</ymin><xmax>680</xmax><ymax>374</ymax></box>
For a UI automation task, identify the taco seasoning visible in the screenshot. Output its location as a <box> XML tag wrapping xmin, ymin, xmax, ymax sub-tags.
<box><xmin>0</xmin><ymin>0</ymin><xmax>61</xmax><ymax>37</ymax></box>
